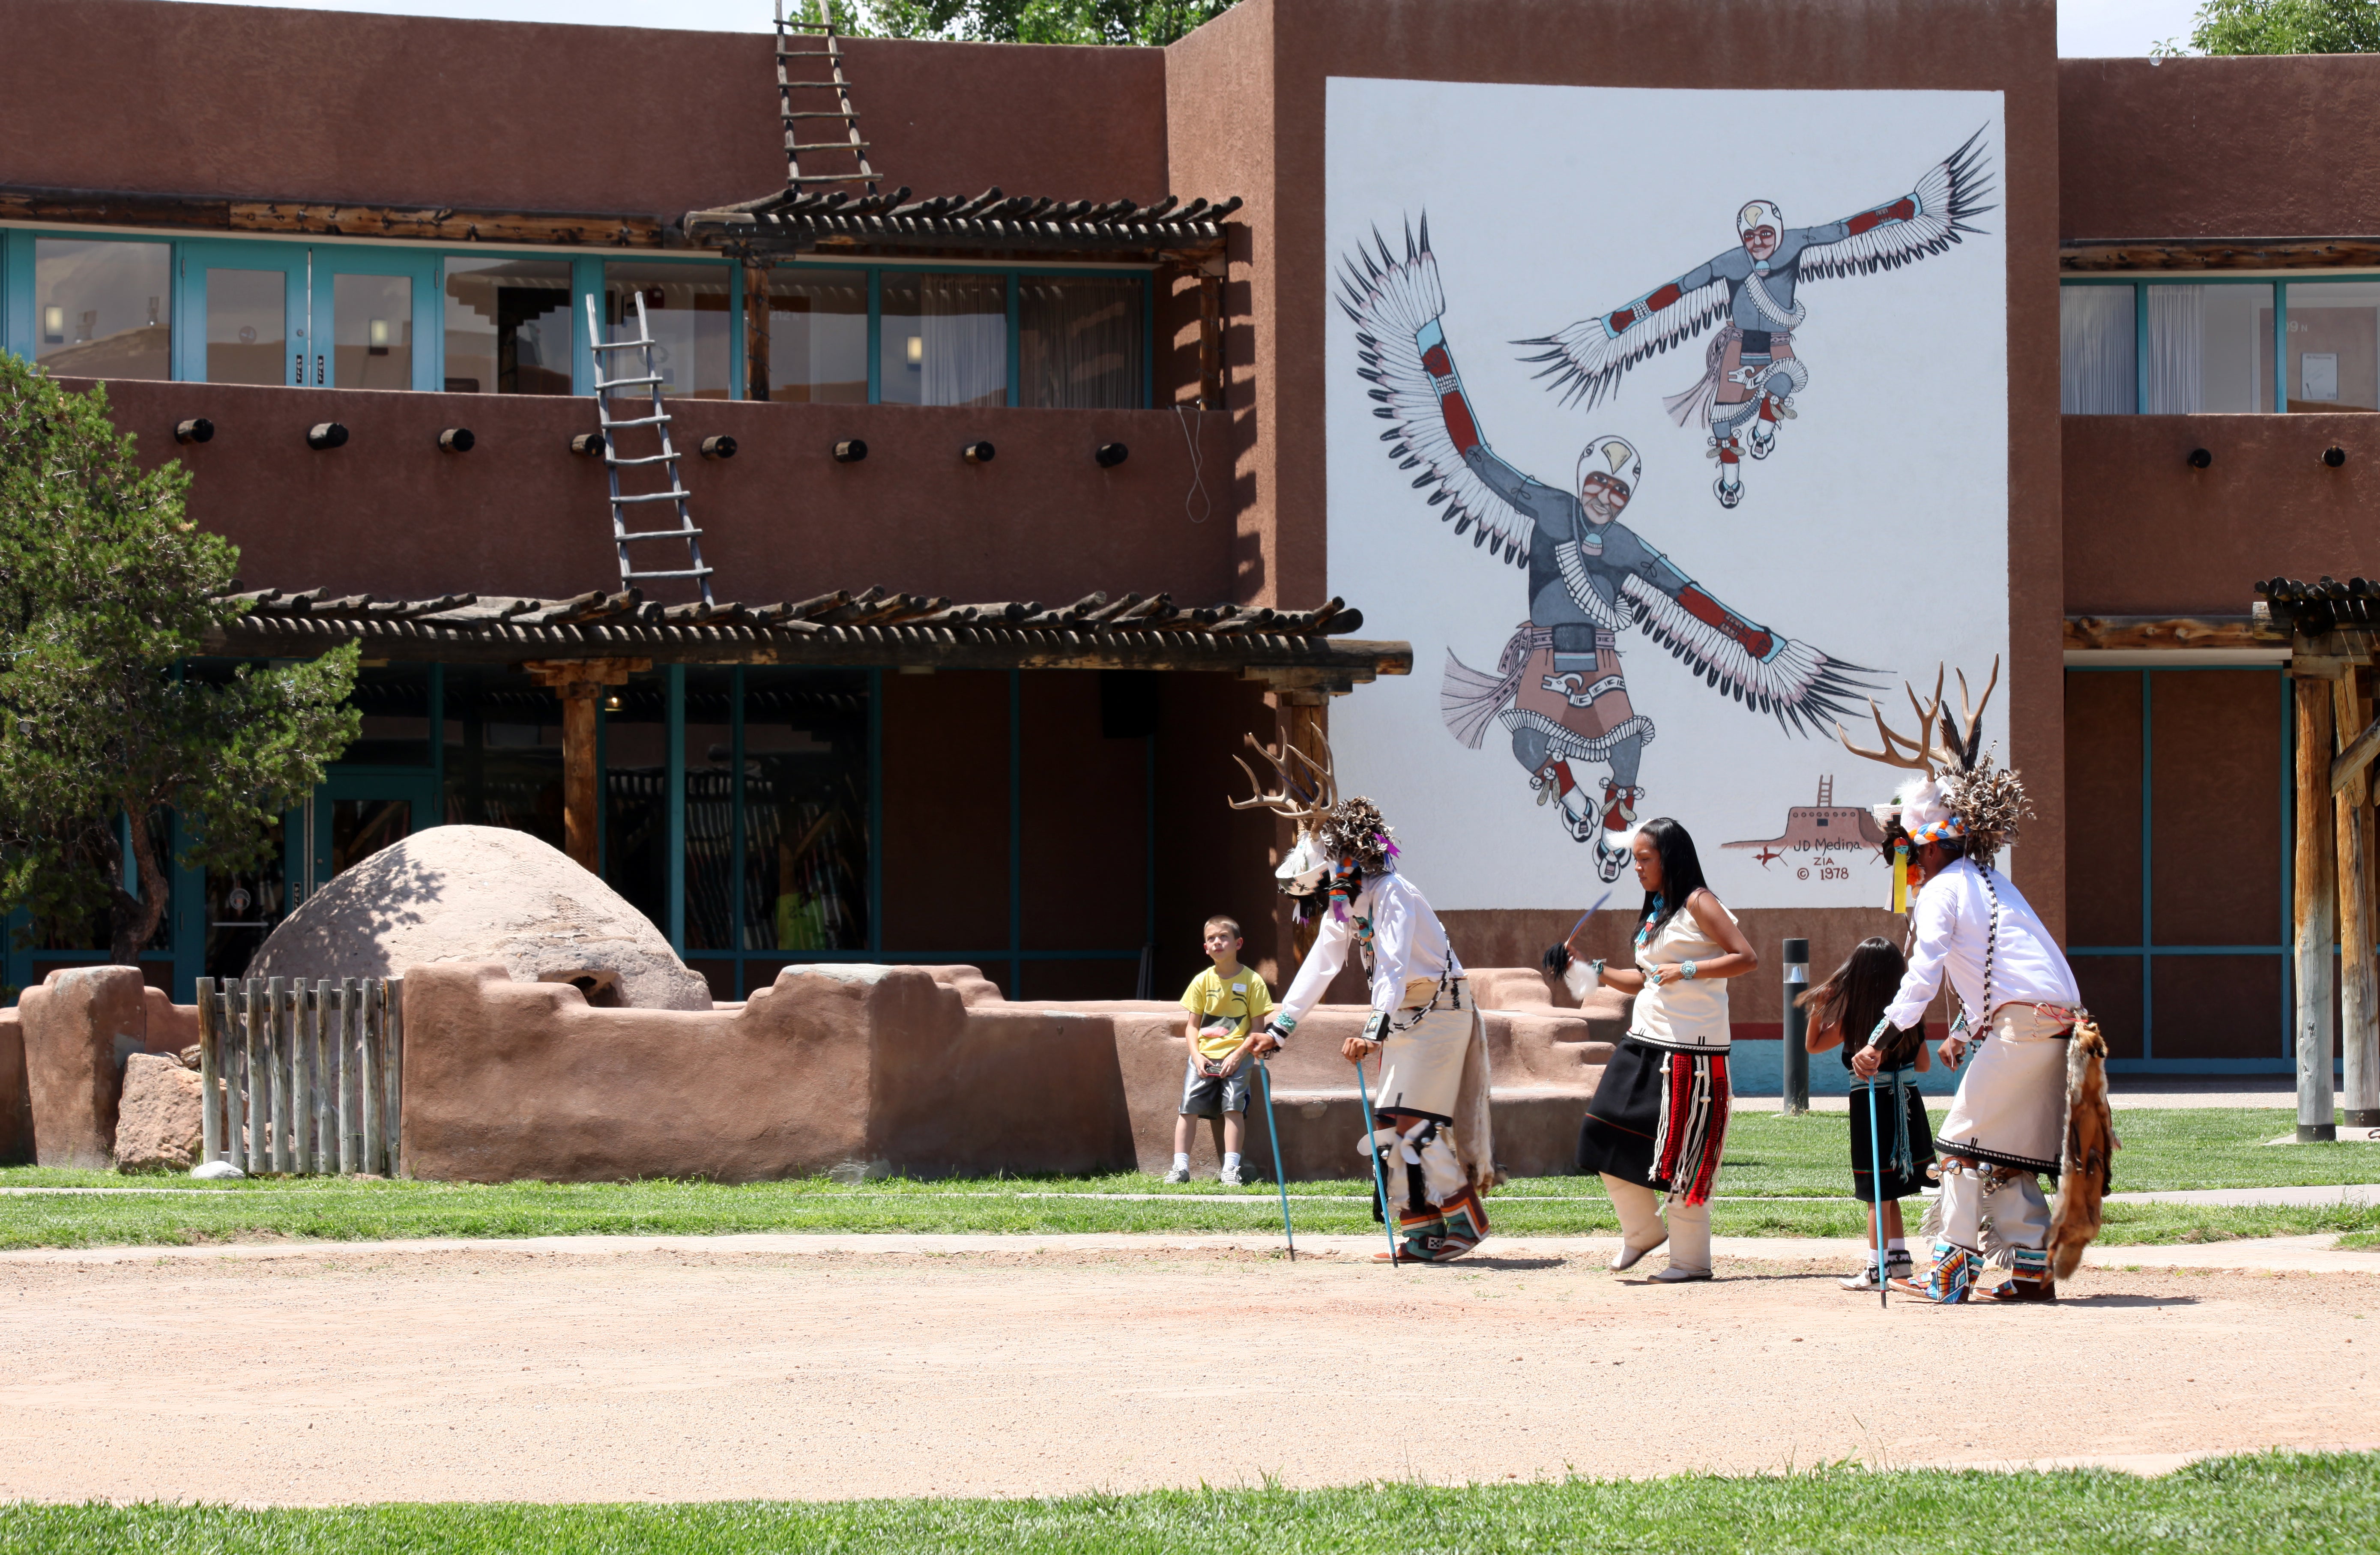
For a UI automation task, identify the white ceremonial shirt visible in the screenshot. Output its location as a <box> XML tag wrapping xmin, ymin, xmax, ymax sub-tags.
<box><xmin>1272</xmin><ymin>870</ymin><xmax>1463</xmax><ymax>1031</ymax></box>
<box><xmin>1883</xmin><ymin>858</ymin><xmax>2080</xmax><ymax>1031</ymax></box>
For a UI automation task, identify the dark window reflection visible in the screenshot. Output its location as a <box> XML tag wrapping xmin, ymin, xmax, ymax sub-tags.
<box><xmin>445</xmin><ymin>257</ymin><xmax>574</xmax><ymax>395</ymax></box>
<box><xmin>742</xmin><ymin>669</ymin><xmax>869</xmax><ymax>952</ymax></box>
<box><xmin>443</xmin><ymin>667</ymin><xmax>565</xmax><ymax>850</ymax></box>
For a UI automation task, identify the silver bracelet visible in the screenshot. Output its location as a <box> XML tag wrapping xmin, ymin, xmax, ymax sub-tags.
<box><xmin>1680</xmin><ymin>959</ymin><xmax>1698</xmax><ymax>981</ymax></box>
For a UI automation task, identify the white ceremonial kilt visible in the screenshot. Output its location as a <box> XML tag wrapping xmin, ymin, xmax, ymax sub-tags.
<box><xmin>1375</xmin><ymin>977</ymin><xmax>1475</xmax><ymax>1122</ymax></box>
<box><xmin>1934</xmin><ymin>1002</ymin><xmax>2074</xmax><ymax>1175</ymax></box>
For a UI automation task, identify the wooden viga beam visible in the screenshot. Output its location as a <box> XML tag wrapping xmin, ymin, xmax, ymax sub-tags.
<box><xmin>2335</xmin><ymin>712</ymin><xmax>2380</xmax><ymax>796</ymax></box>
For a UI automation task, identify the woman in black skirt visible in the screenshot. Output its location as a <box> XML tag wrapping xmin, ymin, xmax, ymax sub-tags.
<box><xmin>1802</xmin><ymin>936</ymin><xmax>1937</xmax><ymax>1292</ymax></box>
<box><xmin>1551</xmin><ymin>818</ymin><xmax>1758</xmax><ymax>1283</ymax></box>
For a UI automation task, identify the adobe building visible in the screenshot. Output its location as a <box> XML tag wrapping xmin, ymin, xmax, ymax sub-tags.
<box><xmin>0</xmin><ymin>0</ymin><xmax>2371</xmax><ymax>1102</ymax></box>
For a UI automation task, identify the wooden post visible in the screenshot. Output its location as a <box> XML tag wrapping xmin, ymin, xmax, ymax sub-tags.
<box><xmin>359</xmin><ymin>980</ymin><xmax>380</xmax><ymax>1175</ymax></box>
<box><xmin>2350</xmin><ymin>666</ymin><xmax>2380</xmax><ymax>1129</ymax></box>
<box><xmin>336</xmin><ymin>978</ymin><xmax>356</xmax><ymax>1174</ymax></box>
<box><xmin>230</xmin><ymin>981</ymin><xmax>252</xmax><ymax>1175</ymax></box>
<box><xmin>291</xmin><ymin>983</ymin><xmax>313</xmax><ymax>1176</ymax></box>
<box><xmin>314</xmin><ymin>981</ymin><xmax>334</xmax><ymax>1169</ymax></box>
<box><xmin>197</xmin><ymin>978</ymin><xmax>221</xmax><ymax>1166</ymax></box>
<box><xmin>2296</xmin><ymin>672</ymin><xmax>2338</xmax><ymax>1142</ymax></box>
<box><xmin>381</xmin><ymin>979</ymin><xmax>404</xmax><ymax>1173</ymax></box>
<box><xmin>743</xmin><ymin>258</ymin><xmax>771</xmax><ymax>403</ymax></box>
<box><xmin>526</xmin><ymin>658</ymin><xmax>652</xmax><ymax>875</ymax></box>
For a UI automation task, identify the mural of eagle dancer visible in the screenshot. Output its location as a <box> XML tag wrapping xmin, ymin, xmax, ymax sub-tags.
<box><xmin>1517</xmin><ymin>131</ymin><xmax>1994</xmax><ymax>509</ymax></box>
<box><xmin>1341</xmin><ymin>219</ymin><xmax>1878</xmax><ymax>882</ymax></box>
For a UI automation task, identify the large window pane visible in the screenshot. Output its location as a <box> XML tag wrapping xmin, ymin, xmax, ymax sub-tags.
<box><xmin>344</xmin><ymin>665</ymin><xmax>435</xmax><ymax>767</ymax></box>
<box><xmin>2144</xmin><ymin>283</ymin><xmax>2270</xmax><ymax>413</ymax></box>
<box><xmin>2280</xmin><ymin>280</ymin><xmax>2380</xmax><ymax>412</ymax></box>
<box><xmin>204</xmin><ymin>268</ymin><xmax>287</xmax><ymax>386</ymax></box>
<box><xmin>444</xmin><ymin>257</ymin><xmax>573</xmax><ymax>395</ymax></box>
<box><xmin>2059</xmin><ymin>285</ymin><xmax>2134</xmax><ymax>414</ymax></box>
<box><xmin>1019</xmin><ymin>276</ymin><xmax>1144</xmax><ymax>408</ymax></box>
<box><xmin>35</xmin><ymin>239</ymin><xmax>170</xmax><ymax>380</ymax></box>
<box><xmin>763</xmin><ymin>267</ymin><xmax>868</xmax><ymax>403</ymax></box>
<box><xmin>600</xmin><ymin>674</ymin><xmax>668</xmax><ymax>931</ymax></box>
<box><xmin>684</xmin><ymin>671</ymin><xmax>735</xmax><ymax>954</ymax></box>
<box><xmin>333</xmin><ymin>273</ymin><xmax>413</xmax><ymax>391</ymax></box>
<box><xmin>742</xmin><ymin>668</ymin><xmax>870</xmax><ymax>953</ymax></box>
<box><xmin>443</xmin><ymin>667</ymin><xmax>564</xmax><ymax>849</ymax></box>
<box><xmin>603</xmin><ymin>263</ymin><xmax>732</xmax><ymax>399</ymax></box>
<box><xmin>880</xmin><ymin>272</ymin><xmax>1006</xmax><ymax>407</ymax></box>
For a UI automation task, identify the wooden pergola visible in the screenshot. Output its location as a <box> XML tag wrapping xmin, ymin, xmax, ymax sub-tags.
<box><xmin>205</xmin><ymin>583</ymin><xmax>1409</xmax><ymax>879</ymax></box>
<box><xmin>2254</xmin><ymin>579</ymin><xmax>2380</xmax><ymax>1140</ymax></box>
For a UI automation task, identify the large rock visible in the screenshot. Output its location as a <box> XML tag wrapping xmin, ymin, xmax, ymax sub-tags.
<box><xmin>245</xmin><ymin>825</ymin><xmax>710</xmax><ymax>1010</ymax></box>
<box><xmin>115</xmin><ymin>1053</ymin><xmax>203</xmax><ymax>1172</ymax></box>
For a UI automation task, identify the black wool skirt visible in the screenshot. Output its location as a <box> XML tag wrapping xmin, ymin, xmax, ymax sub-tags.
<box><xmin>1576</xmin><ymin>1038</ymin><xmax>1668</xmax><ymax>1188</ymax></box>
<box><xmin>1847</xmin><ymin>1079</ymin><xmax>1936</xmax><ymax>1202</ymax></box>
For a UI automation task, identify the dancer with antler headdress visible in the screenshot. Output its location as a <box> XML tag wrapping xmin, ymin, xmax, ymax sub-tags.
<box><xmin>1838</xmin><ymin>659</ymin><xmax>2106</xmax><ymax>1303</ymax></box>
<box><xmin>1234</xmin><ymin>733</ymin><xmax>1499</xmax><ymax>1262</ymax></box>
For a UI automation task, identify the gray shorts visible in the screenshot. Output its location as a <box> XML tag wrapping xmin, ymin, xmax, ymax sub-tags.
<box><xmin>1180</xmin><ymin>1057</ymin><xmax>1253</xmax><ymax>1117</ymax></box>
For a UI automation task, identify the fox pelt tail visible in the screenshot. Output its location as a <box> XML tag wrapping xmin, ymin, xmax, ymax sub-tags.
<box><xmin>2049</xmin><ymin>1017</ymin><xmax>2118</xmax><ymax>1280</ymax></box>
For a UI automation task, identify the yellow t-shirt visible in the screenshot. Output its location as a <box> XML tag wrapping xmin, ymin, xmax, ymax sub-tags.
<box><xmin>1181</xmin><ymin>966</ymin><xmax>1273</xmax><ymax>1062</ymax></box>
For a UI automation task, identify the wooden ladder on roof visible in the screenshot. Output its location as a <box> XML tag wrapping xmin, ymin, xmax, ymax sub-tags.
<box><xmin>584</xmin><ymin>289</ymin><xmax>715</xmax><ymax>605</ymax></box>
<box><xmin>774</xmin><ymin>0</ymin><xmax>879</xmax><ymax>194</ymax></box>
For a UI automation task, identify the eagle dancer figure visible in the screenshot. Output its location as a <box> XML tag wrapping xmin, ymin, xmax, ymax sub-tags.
<box><xmin>1341</xmin><ymin>219</ymin><xmax>1877</xmax><ymax>882</ymax></box>
<box><xmin>1518</xmin><ymin>131</ymin><xmax>1994</xmax><ymax>509</ymax></box>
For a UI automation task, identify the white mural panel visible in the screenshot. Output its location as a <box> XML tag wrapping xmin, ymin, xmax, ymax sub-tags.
<box><xmin>1326</xmin><ymin>78</ymin><xmax>2008</xmax><ymax>911</ymax></box>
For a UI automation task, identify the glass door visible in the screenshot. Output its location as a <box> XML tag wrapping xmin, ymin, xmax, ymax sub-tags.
<box><xmin>289</xmin><ymin>773</ymin><xmax>440</xmax><ymax>910</ymax></box>
<box><xmin>310</xmin><ymin>249</ymin><xmax>439</xmax><ymax>392</ymax></box>
<box><xmin>180</xmin><ymin>240</ymin><xmax>307</xmax><ymax>386</ymax></box>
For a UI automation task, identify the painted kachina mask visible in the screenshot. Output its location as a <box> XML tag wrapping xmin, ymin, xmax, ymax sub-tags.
<box><xmin>1836</xmin><ymin>657</ymin><xmax>2033</xmax><ymax>905</ymax></box>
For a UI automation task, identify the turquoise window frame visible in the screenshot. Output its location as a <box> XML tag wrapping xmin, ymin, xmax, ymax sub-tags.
<box><xmin>2064</xmin><ymin>664</ymin><xmax>2312</xmax><ymax>1073</ymax></box>
<box><xmin>177</xmin><ymin>239</ymin><xmax>309</xmax><ymax>386</ymax></box>
<box><xmin>596</xmin><ymin>257</ymin><xmax>745</xmax><ymax>404</ymax></box>
<box><xmin>758</xmin><ymin>259</ymin><xmax>1158</xmax><ymax>407</ymax></box>
<box><xmin>2055</xmin><ymin>275</ymin><xmax>2380</xmax><ymax>414</ymax></box>
<box><xmin>1</xmin><ymin>227</ymin><xmax>183</xmax><ymax>380</ymax></box>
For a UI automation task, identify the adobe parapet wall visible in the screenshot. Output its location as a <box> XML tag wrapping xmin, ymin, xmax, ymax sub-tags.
<box><xmin>398</xmin><ymin>963</ymin><xmax>1617</xmax><ymax>1184</ymax></box>
<box><xmin>4</xmin><ymin>961</ymin><xmax>1617</xmax><ymax>1179</ymax></box>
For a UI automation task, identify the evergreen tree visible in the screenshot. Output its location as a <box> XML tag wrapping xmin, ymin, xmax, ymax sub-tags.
<box><xmin>0</xmin><ymin>357</ymin><xmax>359</xmax><ymax>965</ymax></box>
<box><xmin>2162</xmin><ymin>0</ymin><xmax>2380</xmax><ymax>54</ymax></box>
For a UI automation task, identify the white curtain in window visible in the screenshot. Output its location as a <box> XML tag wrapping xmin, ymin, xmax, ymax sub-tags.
<box><xmin>921</xmin><ymin>276</ymin><xmax>1007</xmax><ymax>407</ymax></box>
<box><xmin>2060</xmin><ymin>286</ymin><xmax>2135</xmax><ymax>414</ymax></box>
<box><xmin>1020</xmin><ymin>278</ymin><xmax>1144</xmax><ymax>409</ymax></box>
<box><xmin>2144</xmin><ymin>285</ymin><xmax>2205</xmax><ymax>414</ymax></box>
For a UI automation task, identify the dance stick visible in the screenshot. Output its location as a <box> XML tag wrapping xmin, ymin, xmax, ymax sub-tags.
<box><xmin>1865</xmin><ymin>1071</ymin><xmax>1889</xmax><ymax>1308</ymax></box>
<box><xmin>1352</xmin><ymin>1049</ymin><xmax>1402</xmax><ymax>1266</ymax></box>
<box><xmin>1255</xmin><ymin>1055</ymin><xmax>1296</xmax><ymax>1262</ymax></box>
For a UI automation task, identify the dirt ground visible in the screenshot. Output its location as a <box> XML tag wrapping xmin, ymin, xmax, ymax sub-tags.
<box><xmin>0</xmin><ymin>1239</ymin><xmax>2373</xmax><ymax>1505</ymax></box>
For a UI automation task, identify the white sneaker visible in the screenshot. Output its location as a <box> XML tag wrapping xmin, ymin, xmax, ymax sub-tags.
<box><xmin>1219</xmin><ymin>1164</ymin><xmax>1245</xmax><ymax>1187</ymax></box>
<box><xmin>1839</xmin><ymin>1256</ymin><xmax>1913</xmax><ymax>1292</ymax></box>
<box><xmin>1163</xmin><ymin>1166</ymin><xmax>1190</xmax><ymax>1184</ymax></box>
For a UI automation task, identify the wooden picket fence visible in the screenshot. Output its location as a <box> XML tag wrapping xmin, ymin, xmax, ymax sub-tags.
<box><xmin>195</xmin><ymin>977</ymin><xmax>405</xmax><ymax>1175</ymax></box>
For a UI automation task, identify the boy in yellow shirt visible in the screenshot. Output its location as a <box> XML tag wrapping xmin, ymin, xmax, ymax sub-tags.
<box><xmin>1169</xmin><ymin>915</ymin><xmax>1273</xmax><ymax>1186</ymax></box>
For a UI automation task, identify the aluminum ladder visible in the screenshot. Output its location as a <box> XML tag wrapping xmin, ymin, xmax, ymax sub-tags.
<box><xmin>775</xmin><ymin>0</ymin><xmax>878</xmax><ymax>194</ymax></box>
<box><xmin>584</xmin><ymin>289</ymin><xmax>713</xmax><ymax>605</ymax></box>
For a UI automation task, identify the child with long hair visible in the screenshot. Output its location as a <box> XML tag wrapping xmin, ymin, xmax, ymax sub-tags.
<box><xmin>1801</xmin><ymin>936</ymin><xmax>1936</xmax><ymax>1292</ymax></box>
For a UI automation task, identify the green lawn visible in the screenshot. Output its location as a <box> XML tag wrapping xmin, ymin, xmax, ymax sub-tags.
<box><xmin>4</xmin><ymin>1453</ymin><xmax>2375</xmax><ymax>1554</ymax></box>
<box><xmin>1</xmin><ymin>1109</ymin><xmax>2371</xmax><ymax>1251</ymax></box>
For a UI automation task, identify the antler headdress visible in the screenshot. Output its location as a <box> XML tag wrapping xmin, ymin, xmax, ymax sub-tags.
<box><xmin>1836</xmin><ymin>656</ymin><xmax>2028</xmax><ymax>878</ymax></box>
<box><xmin>1227</xmin><ymin>730</ymin><xmax>1399</xmax><ymax>909</ymax></box>
<box><xmin>1229</xmin><ymin>733</ymin><xmax>1340</xmax><ymax>901</ymax></box>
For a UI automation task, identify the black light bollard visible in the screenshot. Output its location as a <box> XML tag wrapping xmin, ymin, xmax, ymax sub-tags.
<box><xmin>1781</xmin><ymin>937</ymin><xmax>1810</xmax><ymax>1115</ymax></box>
